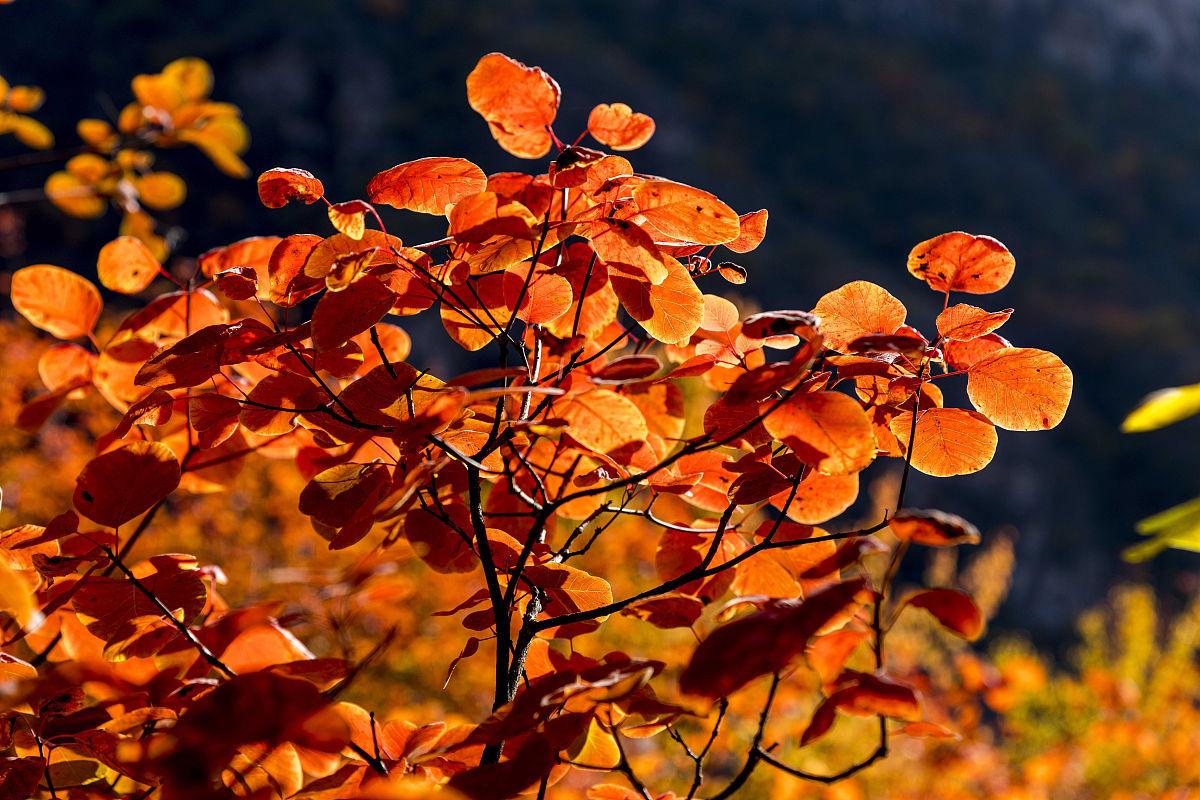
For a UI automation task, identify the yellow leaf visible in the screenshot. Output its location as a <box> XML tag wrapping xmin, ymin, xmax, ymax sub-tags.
<box><xmin>1122</xmin><ymin>383</ymin><xmax>1200</xmax><ymax>433</ymax></box>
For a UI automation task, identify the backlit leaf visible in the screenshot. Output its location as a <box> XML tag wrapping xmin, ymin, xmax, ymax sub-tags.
<box><xmin>98</xmin><ymin>236</ymin><xmax>162</xmax><ymax>294</ymax></box>
<box><xmin>678</xmin><ymin>579</ymin><xmax>868</xmax><ymax>699</ymax></box>
<box><xmin>587</xmin><ymin>102</ymin><xmax>655</xmax><ymax>151</ymax></box>
<box><xmin>812</xmin><ymin>281</ymin><xmax>906</xmax><ymax>353</ymax></box>
<box><xmin>633</xmin><ymin>180</ymin><xmax>740</xmax><ymax>245</ymax></box>
<box><xmin>763</xmin><ymin>391</ymin><xmax>876</xmax><ymax>475</ymax></box>
<box><xmin>1122</xmin><ymin>383</ymin><xmax>1200</xmax><ymax>433</ymax></box>
<box><xmin>368</xmin><ymin>156</ymin><xmax>487</xmax><ymax>214</ymax></box>
<box><xmin>890</xmin><ymin>407</ymin><xmax>997</xmax><ymax>477</ymax></box>
<box><xmin>889</xmin><ymin>509</ymin><xmax>981</xmax><ymax>547</ymax></box>
<box><xmin>467</xmin><ymin>53</ymin><xmax>560</xmax><ymax>159</ymax></box>
<box><xmin>556</xmin><ymin>389</ymin><xmax>649</xmax><ymax>455</ymax></box>
<box><xmin>73</xmin><ymin>441</ymin><xmax>181</xmax><ymax>527</ymax></box>
<box><xmin>257</xmin><ymin>167</ymin><xmax>325</xmax><ymax>208</ymax></box>
<box><xmin>935</xmin><ymin>304</ymin><xmax>1012</xmax><ymax>341</ymax></box>
<box><xmin>726</xmin><ymin>209</ymin><xmax>769</xmax><ymax>254</ymax></box>
<box><xmin>966</xmin><ymin>347</ymin><xmax>1072</xmax><ymax>431</ymax></box>
<box><xmin>908</xmin><ymin>231</ymin><xmax>1015</xmax><ymax>294</ymax></box>
<box><xmin>901</xmin><ymin>588</ymin><xmax>984</xmax><ymax>640</ymax></box>
<box><xmin>609</xmin><ymin>256</ymin><xmax>703</xmax><ymax>346</ymax></box>
<box><xmin>11</xmin><ymin>265</ymin><xmax>102</xmax><ymax>340</ymax></box>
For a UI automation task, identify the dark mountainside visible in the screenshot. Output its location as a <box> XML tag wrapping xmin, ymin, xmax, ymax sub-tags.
<box><xmin>3</xmin><ymin>0</ymin><xmax>1200</xmax><ymax>640</ymax></box>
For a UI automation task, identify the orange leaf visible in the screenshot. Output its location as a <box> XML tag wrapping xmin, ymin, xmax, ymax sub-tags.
<box><xmin>526</xmin><ymin>562</ymin><xmax>613</xmax><ymax>616</ymax></box>
<box><xmin>466</xmin><ymin>52</ymin><xmax>560</xmax><ymax>159</ymax></box>
<box><xmin>257</xmin><ymin>167</ymin><xmax>325</xmax><ymax>208</ymax></box>
<box><xmin>10</xmin><ymin>265</ymin><xmax>102</xmax><ymax>340</ymax></box>
<box><xmin>609</xmin><ymin>256</ymin><xmax>703</xmax><ymax>346</ymax></box>
<box><xmin>943</xmin><ymin>332</ymin><xmax>1010</xmax><ymax>371</ymax></box>
<box><xmin>213</xmin><ymin>266</ymin><xmax>258</xmax><ymax>300</ymax></box>
<box><xmin>633</xmin><ymin>180</ymin><xmax>740</xmax><ymax>245</ymax></box>
<box><xmin>299</xmin><ymin>463</ymin><xmax>390</xmax><ymax>529</ymax></box>
<box><xmin>368</xmin><ymin>156</ymin><xmax>487</xmax><ymax>214</ymax></box>
<box><xmin>73</xmin><ymin>441</ymin><xmax>181</xmax><ymax>527</ymax></box>
<box><xmin>620</xmin><ymin>594</ymin><xmax>704</xmax><ymax>629</ymax></box>
<box><xmin>587</xmin><ymin>102</ymin><xmax>655</xmax><ymax>151</ymax></box>
<box><xmin>888</xmin><ymin>509</ymin><xmax>980</xmax><ymax>547</ymax></box>
<box><xmin>773</xmin><ymin>471</ymin><xmax>859</xmax><ymax>525</ymax></box>
<box><xmin>38</xmin><ymin>343</ymin><xmax>95</xmax><ymax>392</ymax></box>
<box><xmin>556</xmin><ymin>389</ymin><xmax>649</xmax><ymax>455</ymax></box>
<box><xmin>327</xmin><ymin>200</ymin><xmax>369</xmax><ymax>240</ymax></box>
<box><xmin>935</xmin><ymin>304</ymin><xmax>1012</xmax><ymax>341</ymax></box>
<box><xmin>448</xmin><ymin>191</ymin><xmax>537</xmax><ymax>243</ymax></box>
<box><xmin>440</xmin><ymin>272</ymin><xmax>510</xmax><ymax>351</ymax></box>
<box><xmin>908</xmin><ymin>231</ymin><xmax>1015</xmax><ymax>294</ymax></box>
<box><xmin>812</xmin><ymin>281</ymin><xmax>906</xmax><ymax>352</ymax></box>
<box><xmin>135</xmin><ymin>319</ymin><xmax>274</xmax><ymax>390</ymax></box>
<box><xmin>586</xmin><ymin>218</ymin><xmax>668</xmax><ymax>284</ymax></box>
<box><xmin>763</xmin><ymin>391</ymin><xmax>876</xmax><ymax>475</ymax></box>
<box><xmin>966</xmin><ymin>347</ymin><xmax>1073</xmax><ymax>430</ymax></box>
<box><xmin>726</xmin><ymin>209</ymin><xmax>769</xmax><ymax>254</ymax></box>
<box><xmin>311</xmin><ymin>274</ymin><xmax>396</xmax><ymax>351</ymax></box>
<box><xmin>268</xmin><ymin>234</ymin><xmax>325</xmax><ymax>307</ymax></box>
<box><xmin>198</xmin><ymin>236</ymin><xmax>284</xmax><ymax>300</ymax></box>
<box><xmin>902</xmin><ymin>588</ymin><xmax>984</xmax><ymax>640</ymax></box>
<box><xmin>502</xmin><ymin>265</ymin><xmax>573</xmax><ymax>324</ymax></box>
<box><xmin>807</xmin><ymin>629</ymin><xmax>870</xmax><ymax>686</ymax></box>
<box><xmin>98</xmin><ymin>236</ymin><xmax>162</xmax><ymax>294</ymax></box>
<box><xmin>404</xmin><ymin>505</ymin><xmax>478</xmax><ymax>574</ymax></box>
<box><xmin>890</xmin><ymin>407</ymin><xmax>997</xmax><ymax>477</ymax></box>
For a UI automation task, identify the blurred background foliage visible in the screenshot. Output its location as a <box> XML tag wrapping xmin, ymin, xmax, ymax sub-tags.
<box><xmin>4</xmin><ymin>0</ymin><xmax>1200</xmax><ymax>643</ymax></box>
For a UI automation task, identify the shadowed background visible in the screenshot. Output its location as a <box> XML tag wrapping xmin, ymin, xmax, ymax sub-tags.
<box><xmin>3</xmin><ymin>0</ymin><xmax>1198</xmax><ymax>643</ymax></box>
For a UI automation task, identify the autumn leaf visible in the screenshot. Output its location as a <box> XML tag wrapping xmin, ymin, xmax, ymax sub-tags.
<box><xmin>555</xmin><ymin>389</ymin><xmax>649</xmax><ymax>455</ymax></box>
<box><xmin>466</xmin><ymin>52</ymin><xmax>560</xmax><ymax>159</ymax></box>
<box><xmin>943</xmin><ymin>332</ymin><xmax>1010</xmax><ymax>371</ymax></box>
<box><xmin>10</xmin><ymin>265</ymin><xmax>103</xmax><ymax>340</ymax></box>
<box><xmin>609</xmin><ymin>256</ymin><xmax>703</xmax><ymax>346</ymax></box>
<box><xmin>257</xmin><ymin>167</ymin><xmax>325</xmax><ymax>208</ymax></box>
<box><xmin>678</xmin><ymin>579</ymin><xmax>868</xmax><ymax>699</ymax></box>
<box><xmin>966</xmin><ymin>347</ymin><xmax>1073</xmax><ymax>431</ymax></box>
<box><xmin>587</xmin><ymin>102</ymin><xmax>655</xmax><ymax>151</ymax></box>
<box><xmin>404</xmin><ymin>505</ymin><xmax>478</xmax><ymax>574</ymax></box>
<box><xmin>368</xmin><ymin>156</ymin><xmax>488</xmax><ymax>214</ymax></box>
<box><xmin>900</xmin><ymin>588</ymin><xmax>984</xmax><ymax>640</ymax></box>
<box><xmin>633</xmin><ymin>180</ymin><xmax>740</xmax><ymax>245</ymax></box>
<box><xmin>812</xmin><ymin>280</ymin><xmax>906</xmax><ymax>352</ymax></box>
<box><xmin>801</xmin><ymin>672</ymin><xmax>920</xmax><ymax>745</ymax></box>
<box><xmin>526</xmin><ymin>562</ymin><xmax>614</xmax><ymax>616</ymax></box>
<box><xmin>73</xmin><ymin>441</ymin><xmax>181</xmax><ymax>527</ymax></box>
<box><xmin>907</xmin><ymin>231</ymin><xmax>1015</xmax><ymax>294</ymax></box>
<box><xmin>38</xmin><ymin>343</ymin><xmax>95</xmax><ymax>392</ymax></box>
<box><xmin>726</xmin><ymin>209</ymin><xmax>769</xmax><ymax>254</ymax></box>
<box><xmin>935</xmin><ymin>304</ymin><xmax>1012</xmax><ymax>341</ymax></box>
<box><xmin>888</xmin><ymin>509</ymin><xmax>981</xmax><ymax>547</ymax></box>
<box><xmin>448</xmin><ymin>191</ymin><xmax>538</xmax><ymax>243</ymax></box>
<box><xmin>299</xmin><ymin>463</ymin><xmax>390</xmax><ymax>529</ymax></box>
<box><xmin>763</xmin><ymin>391</ymin><xmax>876</xmax><ymax>475</ymax></box>
<box><xmin>97</xmin><ymin>236</ymin><xmax>163</xmax><ymax>294</ymax></box>
<box><xmin>311</xmin><ymin>273</ymin><xmax>396</xmax><ymax>351</ymax></box>
<box><xmin>891</xmin><ymin>407</ymin><xmax>998</xmax><ymax>477</ymax></box>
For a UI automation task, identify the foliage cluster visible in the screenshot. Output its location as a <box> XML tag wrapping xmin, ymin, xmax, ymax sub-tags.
<box><xmin>1</xmin><ymin>53</ymin><xmax>1073</xmax><ymax>798</ymax></box>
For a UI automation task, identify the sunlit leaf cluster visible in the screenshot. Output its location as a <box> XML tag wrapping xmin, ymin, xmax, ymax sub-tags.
<box><xmin>0</xmin><ymin>53</ymin><xmax>1071</xmax><ymax>799</ymax></box>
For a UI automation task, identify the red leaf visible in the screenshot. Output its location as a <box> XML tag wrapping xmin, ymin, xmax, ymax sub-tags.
<box><xmin>678</xmin><ymin>579</ymin><xmax>868</xmax><ymax>699</ymax></box>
